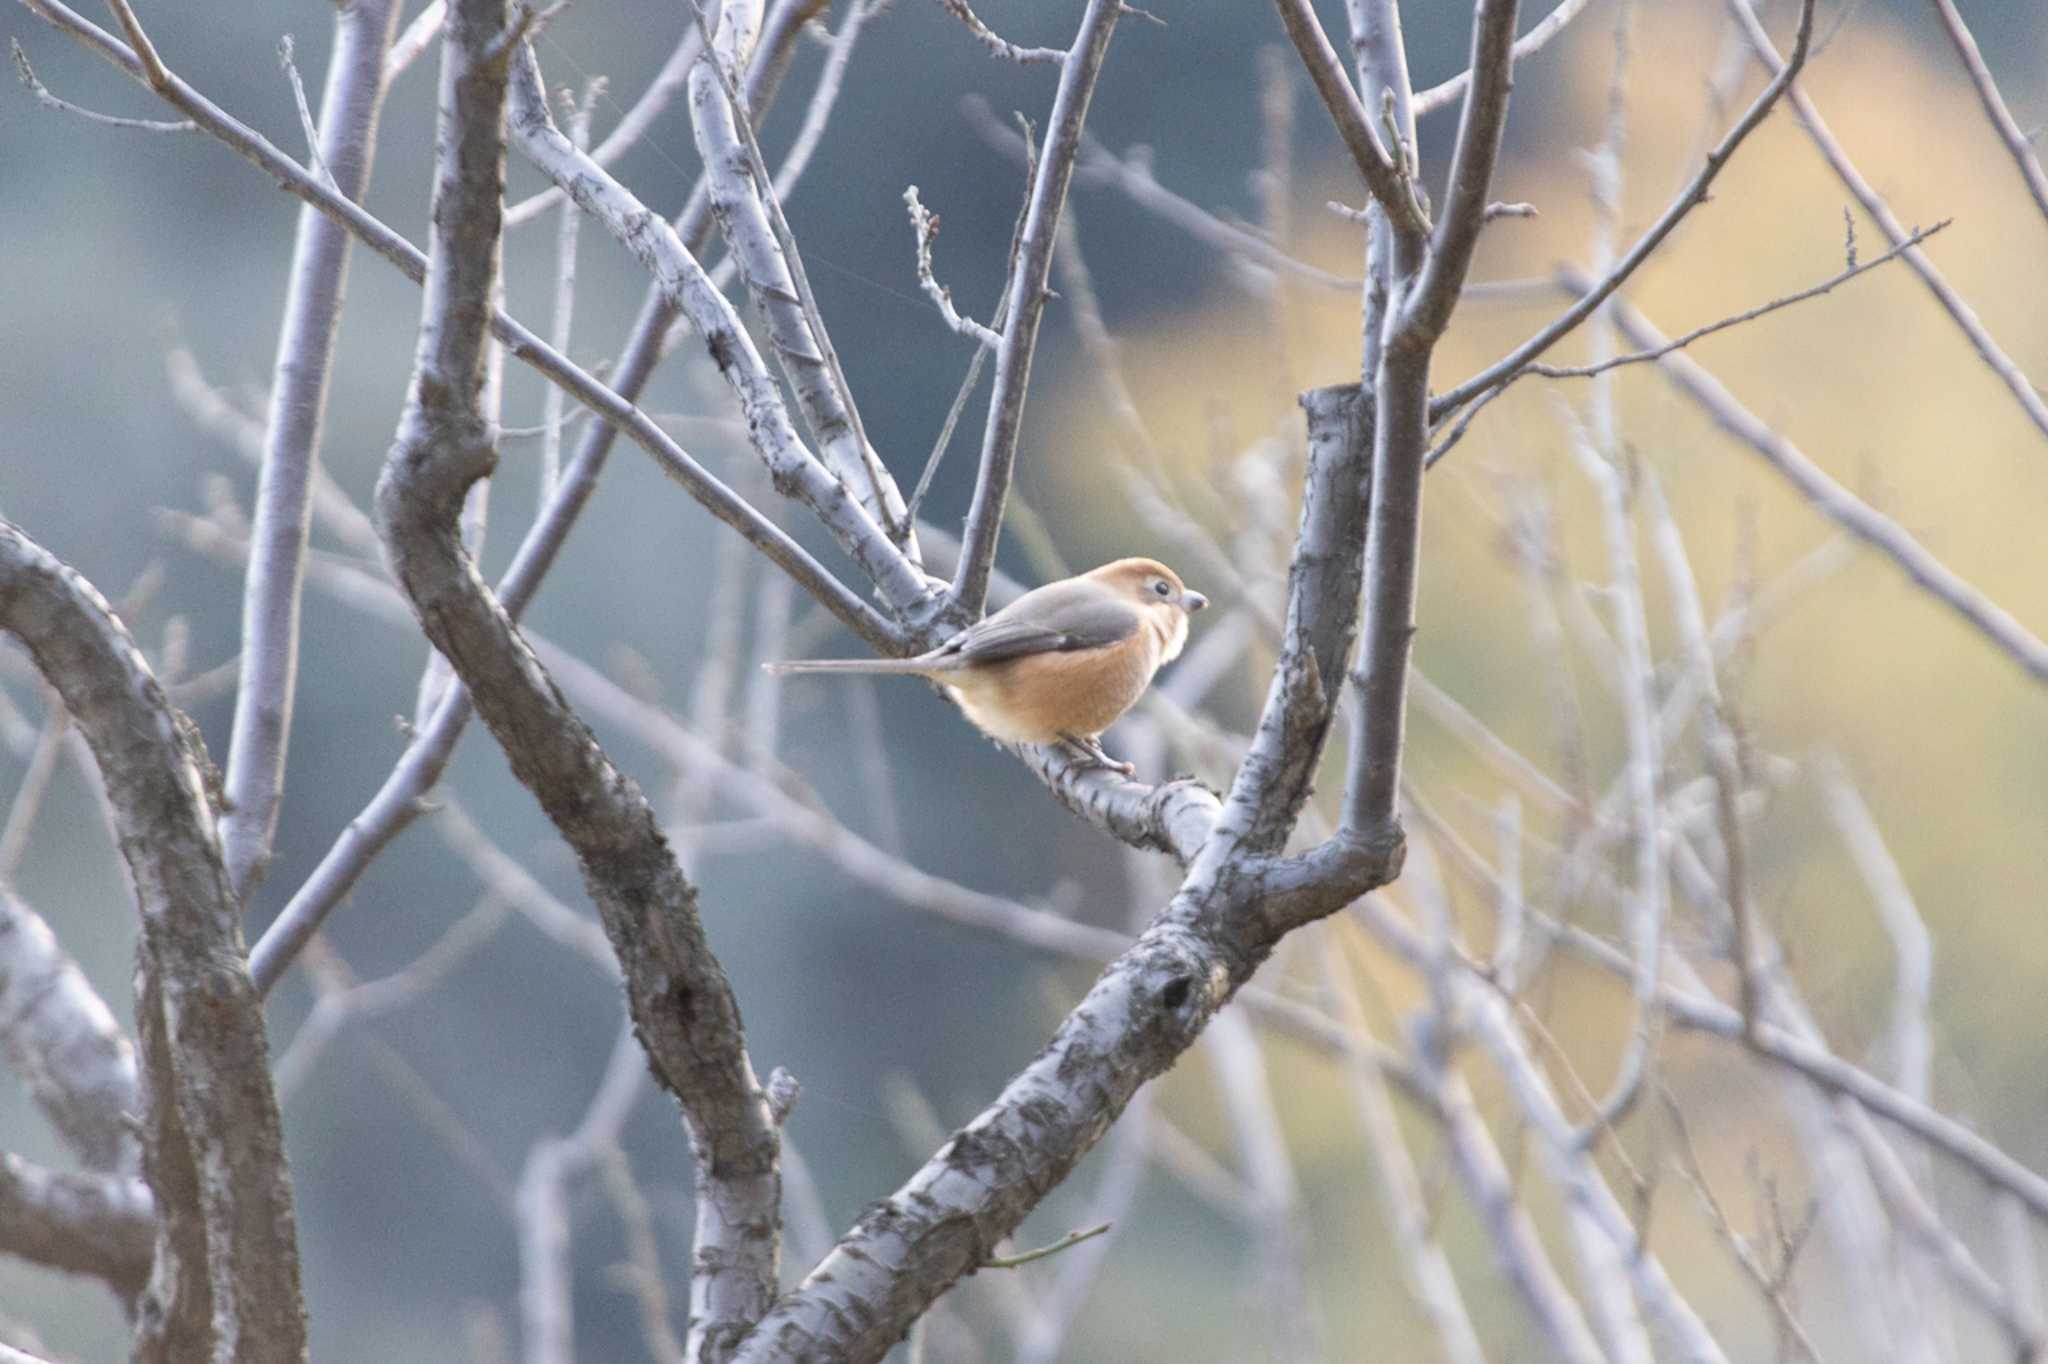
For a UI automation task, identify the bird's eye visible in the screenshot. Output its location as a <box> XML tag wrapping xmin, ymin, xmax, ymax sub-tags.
<box><xmin>1152</xmin><ymin>580</ymin><xmax>1171</xmax><ymax>598</ymax></box>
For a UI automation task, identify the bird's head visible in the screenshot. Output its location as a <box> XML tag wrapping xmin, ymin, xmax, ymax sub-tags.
<box><xmin>1086</xmin><ymin>557</ymin><xmax>1208</xmax><ymax>660</ymax></box>
<box><xmin>1085</xmin><ymin>557</ymin><xmax>1208</xmax><ymax>613</ymax></box>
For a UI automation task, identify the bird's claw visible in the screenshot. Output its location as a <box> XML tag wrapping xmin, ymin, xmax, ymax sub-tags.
<box><xmin>1063</xmin><ymin>734</ymin><xmax>1136</xmax><ymax>778</ymax></box>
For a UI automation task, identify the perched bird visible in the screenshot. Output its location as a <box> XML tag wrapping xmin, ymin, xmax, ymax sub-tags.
<box><xmin>766</xmin><ymin>557</ymin><xmax>1208</xmax><ymax>773</ymax></box>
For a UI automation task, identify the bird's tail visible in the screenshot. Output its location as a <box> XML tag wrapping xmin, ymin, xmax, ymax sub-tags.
<box><xmin>762</xmin><ymin>657</ymin><xmax>938</xmax><ymax>676</ymax></box>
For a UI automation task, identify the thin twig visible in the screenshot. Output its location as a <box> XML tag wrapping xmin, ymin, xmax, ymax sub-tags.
<box><xmin>539</xmin><ymin>77</ymin><xmax>603</xmax><ymax>503</ymax></box>
<box><xmin>277</xmin><ymin>35</ymin><xmax>337</xmax><ymax>189</ymax></box>
<box><xmin>950</xmin><ymin>0</ymin><xmax>1125</xmax><ymax>616</ymax></box>
<box><xmin>906</xmin><ymin>113</ymin><xmax>1036</xmax><ymax>528</ymax></box>
<box><xmin>1411</xmin><ymin>0</ymin><xmax>1594</xmax><ymax>116</ymax></box>
<box><xmin>1268</xmin><ymin>0</ymin><xmax>1426</xmax><ymax>237</ymax></box>
<box><xmin>1430</xmin><ymin>0</ymin><xmax>1818</xmax><ymax>421</ymax></box>
<box><xmin>1662</xmin><ymin>1089</ymin><xmax>1828</xmax><ymax>1363</ymax></box>
<box><xmin>10</xmin><ymin>38</ymin><xmax>191</xmax><ymax>130</ymax></box>
<box><xmin>1531</xmin><ymin>220</ymin><xmax>1947</xmax><ymax>383</ymax></box>
<box><xmin>1725</xmin><ymin>0</ymin><xmax>2048</xmax><ymax>447</ymax></box>
<box><xmin>1818</xmin><ymin>759</ymin><xmax>1931</xmax><ymax>1100</ymax></box>
<box><xmin>983</xmin><ymin>1222</ymin><xmax>1112</xmax><ymax>1269</ymax></box>
<box><xmin>903</xmin><ymin>186</ymin><xmax>1003</xmax><ymax>347</ymax></box>
<box><xmin>384</xmin><ymin>0</ymin><xmax>447</xmax><ymax>80</ymax></box>
<box><xmin>1922</xmin><ymin>0</ymin><xmax>2048</xmax><ymax>230</ymax></box>
<box><xmin>931</xmin><ymin>0</ymin><xmax>1064</xmax><ymax>63</ymax></box>
<box><xmin>1319</xmin><ymin>946</ymin><xmax>1488</xmax><ymax>1364</ymax></box>
<box><xmin>1596</xmin><ymin>283</ymin><xmax>2048</xmax><ymax>685</ymax></box>
<box><xmin>0</xmin><ymin>693</ymin><xmax>66</xmax><ymax>884</ymax></box>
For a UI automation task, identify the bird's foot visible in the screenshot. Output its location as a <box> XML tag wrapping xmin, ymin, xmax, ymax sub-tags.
<box><xmin>1062</xmin><ymin>734</ymin><xmax>1136</xmax><ymax>778</ymax></box>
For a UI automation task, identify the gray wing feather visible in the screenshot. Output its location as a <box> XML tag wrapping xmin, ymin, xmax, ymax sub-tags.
<box><xmin>937</xmin><ymin>579</ymin><xmax>1140</xmax><ymax>664</ymax></box>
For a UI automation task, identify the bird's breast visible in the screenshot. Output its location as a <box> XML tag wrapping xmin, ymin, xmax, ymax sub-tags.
<box><xmin>942</xmin><ymin>636</ymin><xmax>1163</xmax><ymax>744</ymax></box>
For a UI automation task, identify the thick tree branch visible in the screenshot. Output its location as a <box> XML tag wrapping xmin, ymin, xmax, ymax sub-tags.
<box><xmin>0</xmin><ymin>521</ymin><xmax>304</xmax><ymax>1360</ymax></box>
<box><xmin>1006</xmin><ymin>744</ymin><xmax>1222</xmax><ymax>865</ymax></box>
<box><xmin>1221</xmin><ymin>385</ymin><xmax>1372</xmax><ymax>853</ymax></box>
<box><xmin>727</xmin><ymin>843</ymin><xmax>1392</xmax><ymax>1364</ymax></box>
<box><xmin>373</xmin><ymin>5</ymin><xmax>779</xmax><ymax>1357</ymax></box>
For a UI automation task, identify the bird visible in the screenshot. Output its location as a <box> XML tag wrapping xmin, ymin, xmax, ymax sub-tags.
<box><xmin>765</xmin><ymin>557</ymin><xmax>1208</xmax><ymax>774</ymax></box>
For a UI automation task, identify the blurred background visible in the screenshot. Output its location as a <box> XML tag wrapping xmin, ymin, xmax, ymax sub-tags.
<box><xmin>4</xmin><ymin>0</ymin><xmax>2048</xmax><ymax>1358</ymax></box>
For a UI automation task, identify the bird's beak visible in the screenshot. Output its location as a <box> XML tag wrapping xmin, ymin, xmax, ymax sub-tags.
<box><xmin>1182</xmin><ymin>590</ymin><xmax>1209</xmax><ymax>612</ymax></box>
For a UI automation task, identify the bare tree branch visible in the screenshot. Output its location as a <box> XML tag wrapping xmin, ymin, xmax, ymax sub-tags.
<box><xmin>1411</xmin><ymin>0</ymin><xmax>1593</xmax><ymax>116</ymax></box>
<box><xmin>23</xmin><ymin>0</ymin><xmax>902</xmax><ymax>650</ymax></box>
<box><xmin>9</xmin><ymin>37</ymin><xmax>191</xmax><ymax>130</ymax></box>
<box><xmin>220</xmin><ymin>0</ymin><xmax>402</xmax><ymax>901</ymax></box>
<box><xmin>247</xmin><ymin>0</ymin><xmax>833</xmax><ymax>996</ymax></box>
<box><xmin>270</xmin><ymin>893</ymin><xmax>510</xmax><ymax>1100</ymax></box>
<box><xmin>903</xmin><ymin>185</ymin><xmax>1004</xmax><ymax>348</ymax></box>
<box><xmin>371</xmin><ymin>6</ymin><xmax>780</xmax><ymax>1356</ymax></box>
<box><xmin>517</xmin><ymin>1022</ymin><xmax>648</xmax><ymax>1364</ymax></box>
<box><xmin>0</xmin><ymin>521</ymin><xmax>305</xmax><ymax>1360</ymax></box>
<box><xmin>501</xmin><ymin>20</ymin><xmax>707</xmax><ymax>228</ymax></box>
<box><xmin>1339</xmin><ymin>0</ymin><xmax>1523</xmax><ymax>845</ymax></box>
<box><xmin>1427</xmin><ymin>218</ymin><xmax>1950</xmax><ymax>466</ymax></box>
<box><xmin>1239</xmin><ymin>385</ymin><xmax>1374</xmax><ymax>851</ymax></box>
<box><xmin>1407</xmin><ymin>1002</ymin><xmax>1609</xmax><ymax>1364</ymax></box>
<box><xmin>505</xmin><ymin>41</ymin><xmax>928</xmax><ymax>621</ymax></box>
<box><xmin>962</xmin><ymin>98</ymin><xmax>1361</xmax><ymax>291</ymax></box>
<box><xmin>931</xmin><ymin>0</ymin><xmax>1065</xmax><ymax>64</ymax></box>
<box><xmin>0</xmin><ymin>891</ymin><xmax>140</xmax><ymax>1174</ymax></box>
<box><xmin>1724</xmin><ymin>0</ymin><xmax>2048</xmax><ymax>448</ymax></box>
<box><xmin>1923</xmin><ymin>0</ymin><xmax>2048</xmax><ymax>227</ymax></box>
<box><xmin>385</xmin><ymin>0</ymin><xmax>446</xmax><ymax>82</ymax></box>
<box><xmin>684</xmin><ymin>4</ymin><xmax>912</xmax><ymax>544</ymax></box>
<box><xmin>1268</xmin><ymin>0</ymin><xmax>1426</xmax><ymax>239</ymax></box>
<box><xmin>1597</xmin><ymin>283</ymin><xmax>2048</xmax><ymax>684</ymax></box>
<box><xmin>536</xmin><ymin>78</ymin><xmax>600</xmax><ymax>501</ymax></box>
<box><xmin>1430</xmin><ymin>0</ymin><xmax>1816</xmax><ymax>421</ymax></box>
<box><xmin>1553</xmin><ymin>924</ymin><xmax>2048</xmax><ymax>1221</ymax></box>
<box><xmin>1401</xmin><ymin>0</ymin><xmax>1523</xmax><ymax>340</ymax></box>
<box><xmin>0</xmin><ymin>1153</ymin><xmax>152</xmax><ymax>1295</ymax></box>
<box><xmin>950</xmin><ymin>0</ymin><xmax>1124</xmax><ymax>617</ymax></box>
<box><xmin>1318</xmin><ymin>948</ymin><xmax>1487</xmax><ymax>1364</ymax></box>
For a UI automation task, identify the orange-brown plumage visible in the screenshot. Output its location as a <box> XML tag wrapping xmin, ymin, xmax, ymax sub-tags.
<box><xmin>766</xmin><ymin>558</ymin><xmax>1208</xmax><ymax>769</ymax></box>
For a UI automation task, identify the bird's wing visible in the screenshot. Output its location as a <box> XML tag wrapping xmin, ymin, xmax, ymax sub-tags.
<box><xmin>937</xmin><ymin>578</ymin><xmax>1141</xmax><ymax>664</ymax></box>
